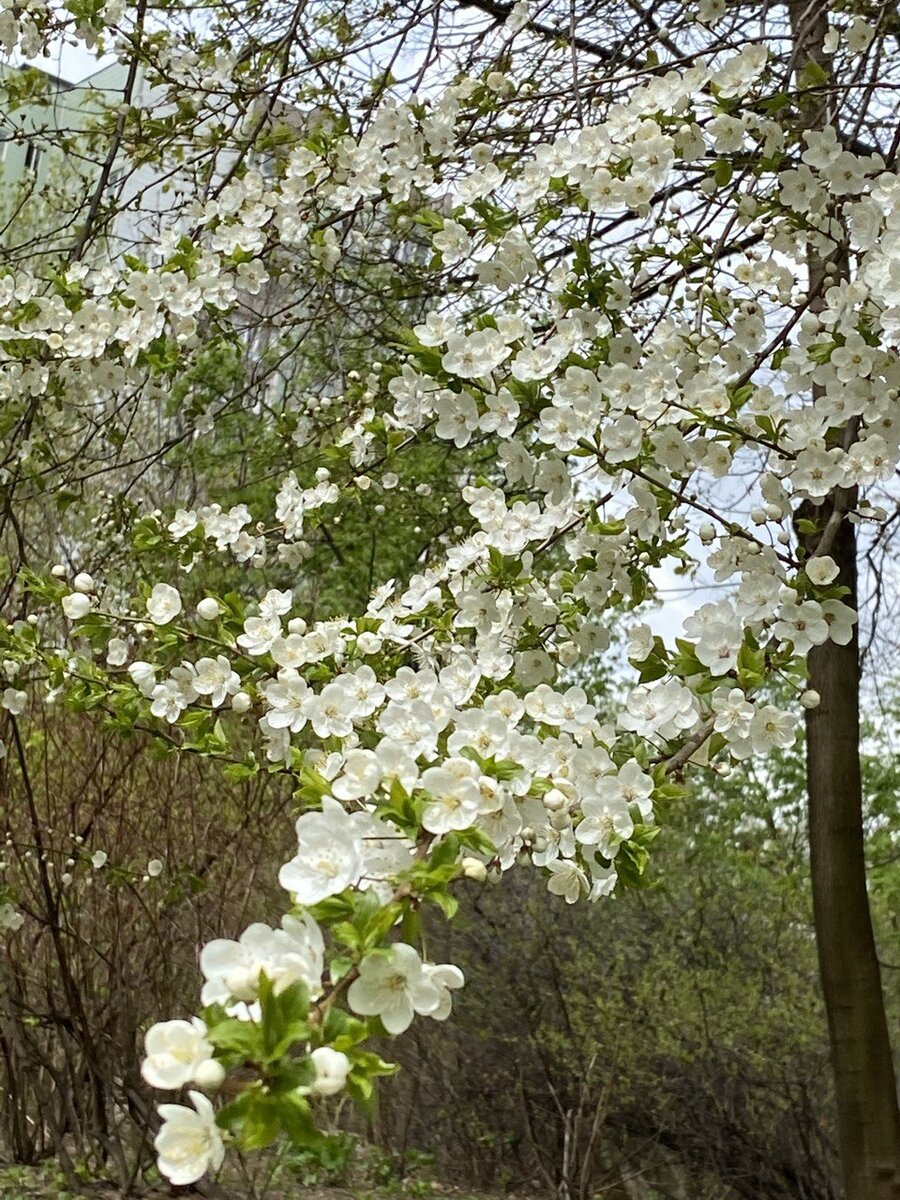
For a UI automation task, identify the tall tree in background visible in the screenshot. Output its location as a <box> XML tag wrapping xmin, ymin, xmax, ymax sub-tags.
<box><xmin>787</xmin><ymin>0</ymin><xmax>900</xmax><ymax>1194</ymax></box>
<box><xmin>2</xmin><ymin>2</ymin><xmax>900</xmax><ymax>1198</ymax></box>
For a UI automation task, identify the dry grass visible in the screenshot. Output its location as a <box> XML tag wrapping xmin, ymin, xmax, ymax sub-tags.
<box><xmin>0</xmin><ymin>1162</ymin><xmax>532</xmax><ymax>1200</ymax></box>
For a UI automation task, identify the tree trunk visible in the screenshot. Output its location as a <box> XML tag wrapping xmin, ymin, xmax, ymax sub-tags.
<box><xmin>802</xmin><ymin>499</ymin><xmax>900</xmax><ymax>1200</ymax></box>
<box><xmin>788</xmin><ymin>1</ymin><xmax>900</xmax><ymax>1195</ymax></box>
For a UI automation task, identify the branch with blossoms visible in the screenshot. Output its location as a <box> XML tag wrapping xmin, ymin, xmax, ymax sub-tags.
<box><xmin>1</xmin><ymin>4</ymin><xmax>895</xmax><ymax>1185</ymax></box>
<box><xmin>12</xmin><ymin>460</ymin><xmax>850</xmax><ymax>1181</ymax></box>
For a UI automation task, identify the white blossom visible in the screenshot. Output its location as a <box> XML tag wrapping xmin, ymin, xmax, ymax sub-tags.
<box><xmin>347</xmin><ymin>943</ymin><xmax>443</xmax><ymax>1034</ymax></box>
<box><xmin>142</xmin><ymin>1019</ymin><xmax>217</xmax><ymax>1091</ymax></box>
<box><xmin>146</xmin><ymin>584</ymin><xmax>183</xmax><ymax>626</ymax></box>
<box><xmin>154</xmin><ymin>1091</ymin><xmax>225</xmax><ymax>1185</ymax></box>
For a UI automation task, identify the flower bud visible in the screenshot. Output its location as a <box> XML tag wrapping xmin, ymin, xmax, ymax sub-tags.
<box><xmin>461</xmin><ymin>856</ymin><xmax>487</xmax><ymax>882</ymax></box>
<box><xmin>196</xmin><ymin>598</ymin><xmax>221</xmax><ymax>621</ymax></box>
<box><xmin>542</xmin><ymin>788</ymin><xmax>568</xmax><ymax>812</ymax></box>
<box><xmin>62</xmin><ymin>593</ymin><xmax>92</xmax><ymax>620</ymax></box>
<box><xmin>309</xmin><ymin>1047</ymin><xmax>350</xmax><ymax>1096</ymax></box>
<box><xmin>193</xmin><ymin>1059</ymin><xmax>226</xmax><ymax>1092</ymax></box>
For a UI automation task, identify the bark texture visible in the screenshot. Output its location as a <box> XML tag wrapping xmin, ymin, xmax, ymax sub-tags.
<box><xmin>789</xmin><ymin>0</ymin><xmax>900</xmax><ymax>1194</ymax></box>
<box><xmin>802</xmin><ymin>499</ymin><xmax>900</xmax><ymax>1200</ymax></box>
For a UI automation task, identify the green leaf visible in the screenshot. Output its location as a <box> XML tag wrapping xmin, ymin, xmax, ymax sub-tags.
<box><xmin>672</xmin><ymin>639</ymin><xmax>705</xmax><ymax>678</ymax></box>
<box><xmin>222</xmin><ymin>757</ymin><xmax>258</xmax><ymax>782</ymax></box>
<box><xmin>278</xmin><ymin>1092</ymin><xmax>323</xmax><ymax>1149</ymax></box>
<box><xmin>457</xmin><ymin>827</ymin><xmax>496</xmax><ymax>856</ymax></box>
<box><xmin>217</xmin><ymin>1089</ymin><xmax>257</xmax><ymax>1133</ymax></box>
<box><xmin>322</xmin><ymin>1007</ymin><xmax>370</xmax><ymax>1047</ymax></box>
<box><xmin>205</xmin><ymin>1017</ymin><xmax>261</xmax><ymax>1064</ymax></box>
<box><xmin>432</xmin><ymin>890</ymin><xmax>459</xmax><ymax>919</ymax></box>
<box><xmin>241</xmin><ymin>1094</ymin><xmax>281</xmax><ymax>1150</ymax></box>
<box><xmin>799</xmin><ymin>59</ymin><xmax>828</xmax><ymax>89</ymax></box>
<box><xmin>737</xmin><ymin>641</ymin><xmax>766</xmax><ymax>689</ymax></box>
<box><xmin>258</xmin><ymin>976</ymin><xmax>310</xmax><ymax>1061</ymax></box>
<box><xmin>269</xmin><ymin>1056</ymin><xmax>316</xmax><ymax>1094</ymax></box>
<box><xmin>306</xmin><ymin>894</ymin><xmax>355</xmax><ymax>923</ymax></box>
<box><xmin>636</xmin><ymin>653</ymin><xmax>669</xmax><ymax>683</ymax></box>
<box><xmin>401</xmin><ymin>905</ymin><xmax>422</xmax><ymax>945</ymax></box>
<box><xmin>426</xmin><ymin>835</ymin><xmax>460</xmax><ymax>870</ymax></box>
<box><xmin>615</xmin><ymin>839</ymin><xmax>653</xmax><ymax>888</ymax></box>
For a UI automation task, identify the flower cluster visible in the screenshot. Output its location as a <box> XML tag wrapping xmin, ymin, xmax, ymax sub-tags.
<box><xmin>4</xmin><ymin>1</ymin><xmax>897</xmax><ymax>1186</ymax></box>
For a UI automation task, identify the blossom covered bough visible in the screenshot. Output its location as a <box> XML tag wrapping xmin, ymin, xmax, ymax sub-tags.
<box><xmin>1</xmin><ymin>0</ymin><xmax>899</xmax><ymax>1189</ymax></box>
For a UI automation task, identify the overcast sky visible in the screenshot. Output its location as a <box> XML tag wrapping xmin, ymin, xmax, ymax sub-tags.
<box><xmin>22</xmin><ymin>38</ymin><xmax>115</xmax><ymax>83</ymax></box>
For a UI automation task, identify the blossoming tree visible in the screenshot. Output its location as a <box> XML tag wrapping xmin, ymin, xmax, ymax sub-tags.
<box><xmin>2</xmin><ymin>0</ymin><xmax>900</xmax><ymax>1196</ymax></box>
